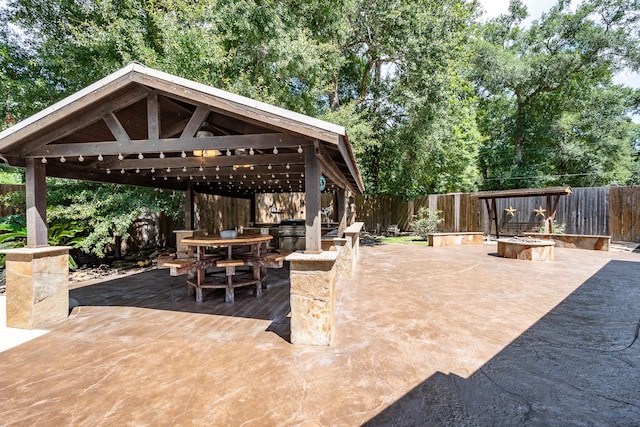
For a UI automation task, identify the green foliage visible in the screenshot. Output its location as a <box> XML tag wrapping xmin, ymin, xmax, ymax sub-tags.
<box><xmin>409</xmin><ymin>207</ymin><xmax>443</xmax><ymax>240</ymax></box>
<box><xmin>473</xmin><ymin>0</ymin><xmax>640</xmax><ymax>189</ymax></box>
<box><xmin>0</xmin><ymin>214</ymin><xmax>83</xmax><ymax>268</ymax></box>
<box><xmin>539</xmin><ymin>219</ymin><xmax>566</xmax><ymax>235</ymax></box>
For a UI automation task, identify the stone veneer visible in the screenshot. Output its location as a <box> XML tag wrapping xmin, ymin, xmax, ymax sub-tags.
<box><xmin>428</xmin><ymin>232</ymin><xmax>484</xmax><ymax>246</ymax></box>
<box><xmin>2</xmin><ymin>246</ymin><xmax>70</xmax><ymax>329</ymax></box>
<box><xmin>523</xmin><ymin>233</ymin><xmax>610</xmax><ymax>251</ymax></box>
<box><xmin>497</xmin><ymin>238</ymin><xmax>555</xmax><ymax>261</ymax></box>
<box><xmin>287</xmin><ymin>250</ymin><xmax>339</xmax><ymax>346</ymax></box>
<box><xmin>286</xmin><ymin>223</ymin><xmax>363</xmax><ymax>346</ymax></box>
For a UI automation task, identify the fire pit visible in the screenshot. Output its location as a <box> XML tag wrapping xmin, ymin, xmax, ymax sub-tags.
<box><xmin>497</xmin><ymin>237</ymin><xmax>556</xmax><ymax>261</ymax></box>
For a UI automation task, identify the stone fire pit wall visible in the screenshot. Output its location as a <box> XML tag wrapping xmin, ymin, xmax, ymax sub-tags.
<box><xmin>497</xmin><ymin>238</ymin><xmax>555</xmax><ymax>261</ymax></box>
<box><xmin>2</xmin><ymin>246</ymin><xmax>71</xmax><ymax>329</ymax></box>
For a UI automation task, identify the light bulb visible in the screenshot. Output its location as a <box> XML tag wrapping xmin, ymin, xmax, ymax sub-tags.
<box><xmin>199</xmin><ymin>165</ymin><xmax>204</xmax><ymax>172</ymax></box>
<box><xmin>78</xmin><ymin>155</ymin><xmax>84</xmax><ymax>162</ymax></box>
<box><xmin>215</xmin><ymin>165</ymin><xmax>220</xmax><ymax>171</ymax></box>
<box><xmin>120</xmin><ymin>169</ymin><xmax>125</xmax><ymax>174</ymax></box>
<box><xmin>151</xmin><ymin>167</ymin><xmax>155</xmax><ymax>173</ymax></box>
<box><xmin>249</xmin><ymin>148</ymin><xmax>254</xmax><ymax>155</ymax></box>
<box><xmin>135</xmin><ymin>168</ymin><xmax>140</xmax><ymax>173</ymax></box>
<box><xmin>98</xmin><ymin>154</ymin><xmax>103</xmax><ymax>161</ymax></box>
<box><xmin>298</xmin><ymin>145</ymin><xmax>303</xmax><ymax>153</ymax></box>
<box><xmin>268</xmin><ymin>164</ymin><xmax>272</xmax><ymax>170</ymax></box>
<box><xmin>159</xmin><ymin>151</ymin><xmax>165</xmax><ymax>159</ymax></box>
<box><xmin>164</xmin><ymin>176</ymin><xmax>167</xmax><ymax>180</ymax></box>
<box><xmin>250</xmin><ymin>165</ymin><xmax>254</xmax><ymax>170</ymax></box>
<box><xmin>226</xmin><ymin>149</ymin><xmax>231</xmax><ymax>156</ymax></box>
<box><xmin>182</xmin><ymin>166</ymin><xmax>187</xmax><ymax>172</ymax></box>
<box><xmin>273</xmin><ymin>147</ymin><xmax>278</xmax><ymax>154</ymax></box>
<box><xmin>181</xmin><ymin>151</ymin><xmax>186</xmax><ymax>158</ymax></box>
<box><xmin>60</xmin><ymin>156</ymin><xmax>66</xmax><ymax>163</ymax></box>
<box><xmin>286</xmin><ymin>163</ymin><xmax>290</xmax><ymax>169</ymax></box>
<box><xmin>106</xmin><ymin>168</ymin><xmax>111</xmax><ymax>174</ymax></box>
<box><xmin>138</xmin><ymin>153</ymin><xmax>144</xmax><ymax>159</ymax></box>
<box><xmin>190</xmin><ymin>175</ymin><xmax>193</xmax><ymax>180</ymax></box>
<box><xmin>118</xmin><ymin>153</ymin><xmax>124</xmax><ymax>161</ymax></box>
<box><xmin>41</xmin><ymin>157</ymin><xmax>47</xmax><ymax>164</ymax></box>
<box><xmin>177</xmin><ymin>175</ymin><xmax>181</xmax><ymax>180</ymax></box>
<box><xmin>166</xmin><ymin>167</ymin><xmax>171</xmax><ymax>172</ymax></box>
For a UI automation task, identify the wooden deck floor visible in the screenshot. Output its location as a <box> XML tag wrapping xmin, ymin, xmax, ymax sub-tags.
<box><xmin>69</xmin><ymin>265</ymin><xmax>292</xmax><ymax>341</ymax></box>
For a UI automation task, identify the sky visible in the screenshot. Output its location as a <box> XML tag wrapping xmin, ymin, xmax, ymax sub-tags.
<box><xmin>477</xmin><ymin>0</ymin><xmax>640</xmax><ymax>89</ymax></box>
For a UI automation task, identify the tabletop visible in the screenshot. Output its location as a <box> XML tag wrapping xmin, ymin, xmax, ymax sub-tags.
<box><xmin>181</xmin><ymin>234</ymin><xmax>273</xmax><ymax>246</ymax></box>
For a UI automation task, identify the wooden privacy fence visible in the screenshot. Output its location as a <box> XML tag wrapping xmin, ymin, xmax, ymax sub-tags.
<box><xmin>356</xmin><ymin>186</ymin><xmax>640</xmax><ymax>243</ymax></box>
<box><xmin>0</xmin><ymin>184</ymin><xmax>637</xmax><ymax>243</ymax></box>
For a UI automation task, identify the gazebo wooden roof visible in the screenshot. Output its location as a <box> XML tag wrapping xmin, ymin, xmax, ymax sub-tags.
<box><xmin>0</xmin><ymin>63</ymin><xmax>364</xmax><ymax>197</ymax></box>
<box><xmin>0</xmin><ymin>63</ymin><xmax>364</xmax><ymax>252</ymax></box>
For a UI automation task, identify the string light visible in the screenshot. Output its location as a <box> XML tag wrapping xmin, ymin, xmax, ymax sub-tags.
<box><xmin>181</xmin><ymin>151</ymin><xmax>186</xmax><ymax>158</ymax></box>
<box><xmin>182</xmin><ymin>166</ymin><xmax>187</xmax><ymax>172</ymax></box>
<box><xmin>177</xmin><ymin>175</ymin><xmax>181</xmax><ymax>180</ymax></box>
<box><xmin>166</xmin><ymin>167</ymin><xmax>171</xmax><ymax>172</ymax></box>
<box><xmin>135</xmin><ymin>168</ymin><xmax>140</xmax><ymax>173</ymax></box>
<box><xmin>273</xmin><ymin>147</ymin><xmax>278</xmax><ymax>154</ymax></box>
<box><xmin>226</xmin><ymin>149</ymin><xmax>231</xmax><ymax>156</ymax></box>
<box><xmin>120</xmin><ymin>168</ymin><xmax>125</xmax><ymax>174</ymax></box>
<box><xmin>78</xmin><ymin>155</ymin><xmax>84</xmax><ymax>162</ymax></box>
<box><xmin>41</xmin><ymin>157</ymin><xmax>47</xmax><ymax>164</ymax></box>
<box><xmin>98</xmin><ymin>154</ymin><xmax>104</xmax><ymax>161</ymax></box>
<box><xmin>249</xmin><ymin>148</ymin><xmax>254</xmax><ymax>155</ymax></box>
<box><xmin>199</xmin><ymin>165</ymin><xmax>204</xmax><ymax>172</ymax></box>
<box><xmin>60</xmin><ymin>156</ymin><xmax>66</xmax><ymax>163</ymax></box>
<box><xmin>298</xmin><ymin>145</ymin><xmax>303</xmax><ymax>153</ymax></box>
<box><xmin>215</xmin><ymin>165</ymin><xmax>220</xmax><ymax>171</ymax></box>
<box><xmin>159</xmin><ymin>151</ymin><xmax>165</xmax><ymax>159</ymax></box>
<box><xmin>106</xmin><ymin>168</ymin><xmax>111</xmax><ymax>174</ymax></box>
<box><xmin>118</xmin><ymin>153</ymin><xmax>124</xmax><ymax>161</ymax></box>
<box><xmin>190</xmin><ymin>175</ymin><xmax>193</xmax><ymax>180</ymax></box>
<box><xmin>268</xmin><ymin>164</ymin><xmax>272</xmax><ymax>170</ymax></box>
<box><xmin>138</xmin><ymin>153</ymin><xmax>144</xmax><ymax>159</ymax></box>
<box><xmin>250</xmin><ymin>165</ymin><xmax>255</xmax><ymax>170</ymax></box>
<box><xmin>151</xmin><ymin>167</ymin><xmax>155</xmax><ymax>173</ymax></box>
<box><xmin>285</xmin><ymin>163</ymin><xmax>290</xmax><ymax>169</ymax></box>
<box><xmin>164</xmin><ymin>176</ymin><xmax>168</xmax><ymax>180</ymax></box>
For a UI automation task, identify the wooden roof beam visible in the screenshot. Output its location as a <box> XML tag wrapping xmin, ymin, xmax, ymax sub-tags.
<box><xmin>28</xmin><ymin>134</ymin><xmax>311</xmax><ymax>158</ymax></box>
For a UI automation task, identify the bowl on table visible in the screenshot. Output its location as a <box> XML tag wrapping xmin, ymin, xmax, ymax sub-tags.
<box><xmin>220</xmin><ymin>229</ymin><xmax>238</xmax><ymax>239</ymax></box>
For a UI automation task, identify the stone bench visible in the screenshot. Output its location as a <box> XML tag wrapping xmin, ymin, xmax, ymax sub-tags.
<box><xmin>428</xmin><ymin>232</ymin><xmax>484</xmax><ymax>247</ymax></box>
<box><xmin>523</xmin><ymin>233</ymin><xmax>611</xmax><ymax>251</ymax></box>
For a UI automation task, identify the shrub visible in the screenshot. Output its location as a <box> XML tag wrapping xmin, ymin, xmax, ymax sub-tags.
<box><xmin>410</xmin><ymin>207</ymin><xmax>443</xmax><ymax>240</ymax></box>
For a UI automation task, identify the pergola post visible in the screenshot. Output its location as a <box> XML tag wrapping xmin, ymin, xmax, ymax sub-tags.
<box><xmin>184</xmin><ymin>182</ymin><xmax>194</xmax><ymax>230</ymax></box>
<box><xmin>304</xmin><ymin>143</ymin><xmax>321</xmax><ymax>253</ymax></box>
<box><xmin>25</xmin><ymin>157</ymin><xmax>48</xmax><ymax>247</ymax></box>
<box><xmin>337</xmin><ymin>188</ymin><xmax>347</xmax><ymax>237</ymax></box>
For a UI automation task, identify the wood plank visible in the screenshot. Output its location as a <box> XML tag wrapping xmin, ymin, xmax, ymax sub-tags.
<box><xmin>305</xmin><ymin>143</ymin><xmax>322</xmax><ymax>253</ymax></box>
<box><xmin>147</xmin><ymin>92</ymin><xmax>160</xmax><ymax>141</ymax></box>
<box><xmin>103</xmin><ymin>112</ymin><xmax>131</xmax><ymax>142</ymax></box>
<box><xmin>99</xmin><ymin>152</ymin><xmax>303</xmax><ymax>170</ymax></box>
<box><xmin>28</xmin><ymin>134</ymin><xmax>311</xmax><ymax>158</ymax></box>
<box><xmin>25</xmin><ymin>158</ymin><xmax>48</xmax><ymax>247</ymax></box>
<box><xmin>179</xmin><ymin>105</ymin><xmax>211</xmax><ymax>139</ymax></box>
<box><xmin>16</xmin><ymin>85</ymin><xmax>150</xmax><ymax>156</ymax></box>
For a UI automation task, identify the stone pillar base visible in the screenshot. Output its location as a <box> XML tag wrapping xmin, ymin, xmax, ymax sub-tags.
<box><xmin>2</xmin><ymin>246</ymin><xmax>70</xmax><ymax>329</ymax></box>
<box><xmin>287</xmin><ymin>251</ymin><xmax>338</xmax><ymax>346</ymax></box>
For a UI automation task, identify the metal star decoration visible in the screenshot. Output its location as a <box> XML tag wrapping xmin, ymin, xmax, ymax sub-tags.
<box><xmin>534</xmin><ymin>206</ymin><xmax>546</xmax><ymax>217</ymax></box>
<box><xmin>504</xmin><ymin>206</ymin><xmax>517</xmax><ymax>216</ymax></box>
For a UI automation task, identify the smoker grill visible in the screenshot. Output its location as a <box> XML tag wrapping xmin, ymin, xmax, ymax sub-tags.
<box><xmin>278</xmin><ymin>219</ymin><xmax>305</xmax><ymax>251</ymax></box>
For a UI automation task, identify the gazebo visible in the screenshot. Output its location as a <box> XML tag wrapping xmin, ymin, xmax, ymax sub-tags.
<box><xmin>0</xmin><ymin>63</ymin><xmax>364</xmax><ymax>345</ymax></box>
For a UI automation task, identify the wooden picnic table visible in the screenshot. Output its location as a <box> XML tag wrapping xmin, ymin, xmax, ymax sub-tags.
<box><xmin>182</xmin><ymin>234</ymin><xmax>273</xmax><ymax>303</ymax></box>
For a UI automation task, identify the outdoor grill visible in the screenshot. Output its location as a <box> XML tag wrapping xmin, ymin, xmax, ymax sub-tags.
<box><xmin>278</xmin><ymin>219</ymin><xmax>306</xmax><ymax>251</ymax></box>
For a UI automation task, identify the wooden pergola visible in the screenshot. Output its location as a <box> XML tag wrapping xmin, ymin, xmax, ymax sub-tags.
<box><xmin>0</xmin><ymin>63</ymin><xmax>364</xmax><ymax>253</ymax></box>
<box><xmin>472</xmin><ymin>186</ymin><xmax>572</xmax><ymax>238</ymax></box>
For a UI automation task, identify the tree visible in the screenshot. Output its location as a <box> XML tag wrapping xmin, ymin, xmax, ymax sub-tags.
<box><xmin>474</xmin><ymin>0</ymin><xmax>640</xmax><ymax>189</ymax></box>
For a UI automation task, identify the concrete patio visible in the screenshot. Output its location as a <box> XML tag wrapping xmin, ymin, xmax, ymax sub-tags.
<box><xmin>1</xmin><ymin>242</ymin><xmax>639</xmax><ymax>425</ymax></box>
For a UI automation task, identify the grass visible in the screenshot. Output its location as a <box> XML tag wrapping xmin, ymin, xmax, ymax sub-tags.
<box><xmin>375</xmin><ymin>235</ymin><xmax>430</xmax><ymax>246</ymax></box>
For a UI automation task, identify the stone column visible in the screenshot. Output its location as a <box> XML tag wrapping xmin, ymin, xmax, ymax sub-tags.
<box><xmin>2</xmin><ymin>246</ymin><xmax>70</xmax><ymax>329</ymax></box>
<box><xmin>287</xmin><ymin>251</ymin><xmax>339</xmax><ymax>345</ymax></box>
